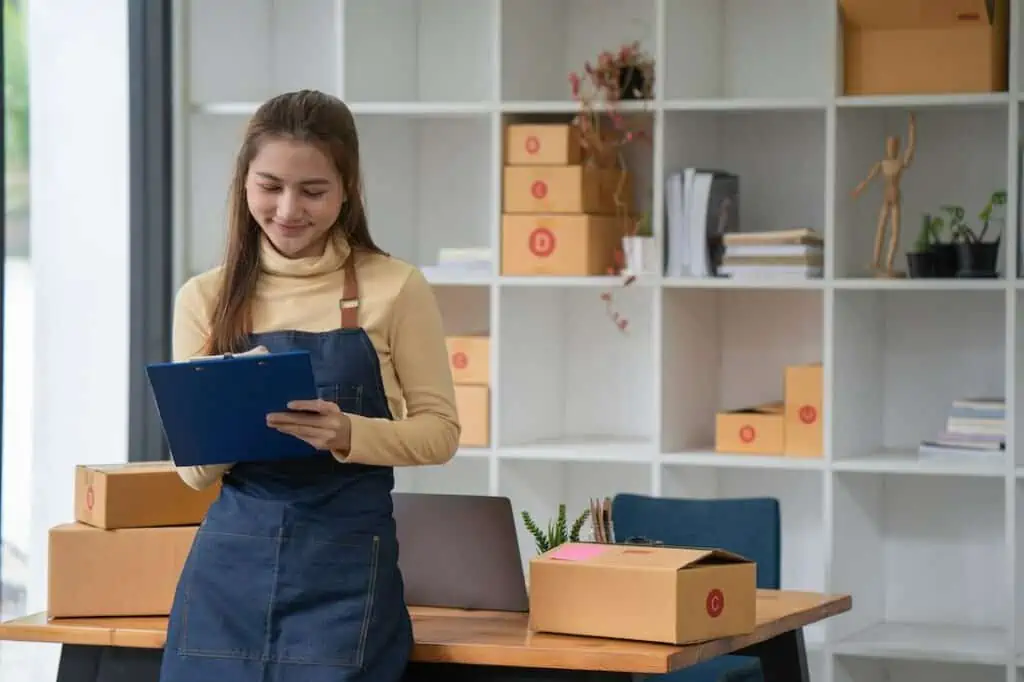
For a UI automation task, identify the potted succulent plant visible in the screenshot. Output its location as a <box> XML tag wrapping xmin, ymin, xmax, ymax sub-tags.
<box><xmin>935</xmin><ymin>191</ymin><xmax>1005</xmax><ymax>278</ymax></box>
<box><xmin>520</xmin><ymin>504</ymin><xmax>590</xmax><ymax>554</ymax></box>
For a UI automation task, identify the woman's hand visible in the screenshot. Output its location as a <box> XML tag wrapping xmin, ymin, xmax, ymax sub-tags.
<box><xmin>266</xmin><ymin>399</ymin><xmax>352</xmax><ymax>453</ymax></box>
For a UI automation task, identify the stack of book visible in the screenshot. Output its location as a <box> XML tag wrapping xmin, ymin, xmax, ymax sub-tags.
<box><xmin>717</xmin><ymin>228</ymin><xmax>823</xmax><ymax>280</ymax></box>
<box><xmin>917</xmin><ymin>397</ymin><xmax>1005</xmax><ymax>461</ymax></box>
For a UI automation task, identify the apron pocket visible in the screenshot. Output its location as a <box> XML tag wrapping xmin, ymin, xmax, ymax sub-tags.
<box><xmin>317</xmin><ymin>383</ymin><xmax>363</xmax><ymax>414</ymax></box>
<box><xmin>273</xmin><ymin>532</ymin><xmax>381</xmax><ymax>668</ymax></box>
<box><xmin>180</xmin><ymin>528</ymin><xmax>279</xmax><ymax>660</ymax></box>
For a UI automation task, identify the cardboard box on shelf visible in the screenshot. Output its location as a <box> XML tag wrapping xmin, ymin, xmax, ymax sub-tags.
<box><xmin>505</xmin><ymin>123</ymin><xmax>615</xmax><ymax>167</ymax></box>
<box><xmin>501</xmin><ymin>214</ymin><xmax>624</xmax><ymax>276</ymax></box>
<box><xmin>48</xmin><ymin>523</ymin><xmax>196</xmax><ymax>618</ymax></box>
<box><xmin>446</xmin><ymin>335</ymin><xmax>490</xmax><ymax>386</ymax></box>
<box><xmin>839</xmin><ymin>0</ymin><xmax>1009</xmax><ymax>95</ymax></box>
<box><xmin>715</xmin><ymin>402</ymin><xmax>785</xmax><ymax>455</ymax></box>
<box><xmin>784</xmin><ymin>363</ymin><xmax>824</xmax><ymax>458</ymax></box>
<box><xmin>503</xmin><ymin>165</ymin><xmax>630</xmax><ymax>215</ymax></box>
<box><xmin>528</xmin><ymin>542</ymin><xmax>756</xmax><ymax>645</ymax></box>
<box><xmin>455</xmin><ymin>384</ymin><xmax>489</xmax><ymax>447</ymax></box>
<box><xmin>74</xmin><ymin>461</ymin><xmax>219</xmax><ymax>530</ymax></box>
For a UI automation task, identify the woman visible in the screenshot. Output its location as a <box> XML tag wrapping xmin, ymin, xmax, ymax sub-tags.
<box><xmin>159</xmin><ymin>90</ymin><xmax>461</xmax><ymax>682</ymax></box>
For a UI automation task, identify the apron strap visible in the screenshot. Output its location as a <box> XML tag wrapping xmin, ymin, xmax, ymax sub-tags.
<box><xmin>339</xmin><ymin>250</ymin><xmax>360</xmax><ymax>329</ymax></box>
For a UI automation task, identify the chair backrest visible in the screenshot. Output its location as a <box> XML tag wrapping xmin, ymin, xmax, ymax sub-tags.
<box><xmin>610</xmin><ymin>493</ymin><xmax>781</xmax><ymax>590</ymax></box>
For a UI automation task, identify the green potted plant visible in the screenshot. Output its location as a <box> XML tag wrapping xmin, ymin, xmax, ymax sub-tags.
<box><xmin>906</xmin><ymin>214</ymin><xmax>939</xmax><ymax>278</ymax></box>
<box><xmin>520</xmin><ymin>504</ymin><xmax>591</xmax><ymax>554</ymax></box>
<box><xmin>936</xmin><ymin>191</ymin><xmax>1005</xmax><ymax>278</ymax></box>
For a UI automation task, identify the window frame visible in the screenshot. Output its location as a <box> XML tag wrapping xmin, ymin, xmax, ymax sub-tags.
<box><xmin>127</xmin><ymin>0</ymin><xmax>174</xmax><ymax>464</ymax></box>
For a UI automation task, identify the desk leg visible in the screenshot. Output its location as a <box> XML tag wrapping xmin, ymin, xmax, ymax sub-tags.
<box><xmin>404</xmin><ymin>662</ymin><xmax>632</xmax><ymax>681</ymax></box>
<box><xmin>56</xmin><ymin>645</ymin><xmax>162</xmax><ymax>682</ymax></box>
<box><xmin>733</xmin><ymin>627</ymin><xmax>810</xmax><ymax>682</ymax></box>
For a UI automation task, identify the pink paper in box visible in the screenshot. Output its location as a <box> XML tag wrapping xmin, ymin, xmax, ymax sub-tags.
<box><xmin>549</xmin><ymin>543</ymin><xmax>609</xmax><ymax>561</ymax></box>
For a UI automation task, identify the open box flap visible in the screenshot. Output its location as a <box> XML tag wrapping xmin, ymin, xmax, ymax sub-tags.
<box><xmin>540</xmin><ymin>542</ymin><xmax>752</xmax><ymax>571</ymax></box>
<box><xmin>841</xmin><ymin>0</ymin><xmax>995</xmax><ymax>30</ymax></box>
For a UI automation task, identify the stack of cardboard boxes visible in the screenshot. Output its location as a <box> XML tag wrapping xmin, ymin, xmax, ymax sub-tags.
<box><xmin>445</xmin><ymin>334</ymin><xmax>490</xmax><ymax>448</ymax></box>
<box><xmin>501</xmin><ymin>123</ymin><xmax>629</xmax><ymax>277</ymax></box>
<box><xmin>47</xmin><ymin>461</ymin><xmax>218</xmax><ymax>618</ymax></box>
<box><xmin>714</xmin><ymin>362</ymin><xmax>824</xmax><ymax>459</ymax></box>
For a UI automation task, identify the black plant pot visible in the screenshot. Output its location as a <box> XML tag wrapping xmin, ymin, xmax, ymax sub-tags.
<box><xmin>906</xmin><ymin>251</ymin><xmax>935</xmax><ymax>278</ymax></box>
<box><xmin>955</xmin><ymin>241</ymin><xmax>1000</xmax><ymax>278</ymax></box>
<box><xmin>618</xmin><ymin>67</ymin><xmax>648</xmax><ymax>101</ymax></box>
<box><xmin>928</xmin><ymin>243</ymin><xmax>959</xmax><ymax>278</ymax></box>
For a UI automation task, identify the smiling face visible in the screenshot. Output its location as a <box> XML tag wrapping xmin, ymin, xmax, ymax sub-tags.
<box><xmin>245</xmin><ymin>136</ymin><xmax>346</xmax><ymax>259</ymax></box>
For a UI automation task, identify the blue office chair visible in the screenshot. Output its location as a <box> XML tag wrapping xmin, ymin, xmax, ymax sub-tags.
<box><xmin>610</xmin><ymin>493</ymin><xmax>781</xmax><ymax>682</ymax></box>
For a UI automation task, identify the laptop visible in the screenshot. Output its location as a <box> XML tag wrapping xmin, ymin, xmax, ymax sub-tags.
<box><xmin>392</xmin><ymin>492</ymin><xmax>529</xmax><ymax>612</ymax></box>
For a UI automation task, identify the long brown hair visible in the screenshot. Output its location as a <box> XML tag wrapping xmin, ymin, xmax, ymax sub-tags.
<box><xmin>202</xmin><ymin>90</ymin><xmax>385</xmax><ymax>354</ymax></box>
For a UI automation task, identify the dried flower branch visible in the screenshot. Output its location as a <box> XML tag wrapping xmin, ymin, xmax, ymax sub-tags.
<box><xmin>568</xmin><ymin>41</ymin><xmax>655</xmax><ymax>333</ymax></box>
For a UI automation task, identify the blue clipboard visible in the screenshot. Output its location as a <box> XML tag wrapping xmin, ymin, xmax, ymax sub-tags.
<box><xmin>145</xmin><ymin>350</ymin><xmax>320</xmax><ymax>467</ymax></box>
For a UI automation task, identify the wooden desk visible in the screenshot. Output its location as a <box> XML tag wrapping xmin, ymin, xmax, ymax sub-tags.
<box><xmin>0</xmin><ymin>589</ymin><xmax>849</xmax><ymax>681</ymax></box>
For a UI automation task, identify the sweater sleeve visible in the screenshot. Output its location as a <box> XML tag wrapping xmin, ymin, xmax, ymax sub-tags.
<box><xmin>335</xmin><ymin>267</ymin><xmax>461</xmax><ymax>467</ymax></box>
<box><xmin>170</xmin><ymin>277</ymin><xmax>234</xmax><ymax>491</ymax></box>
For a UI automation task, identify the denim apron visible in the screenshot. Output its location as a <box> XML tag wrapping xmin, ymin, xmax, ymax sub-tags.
<box><xmin>160</xmin><ymin>253</ymin><xmax>413</xmax><ymax>682</ymax></box>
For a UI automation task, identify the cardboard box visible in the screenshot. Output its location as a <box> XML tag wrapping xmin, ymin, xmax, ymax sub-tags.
<box><xmin>840</xmin><ymin>0</ymin><xmax>1009</xmax><ymax>95</ymax></box>
<box><xmin>74</xmin><ymin>461</ymin><xmax>220</xmax><ymax>529</ymax></box>
<box><xmin>455</xmin><ymin>384</ymin><xmax>489</xmax><ymax>447</ymax></box>
<box><xmin>784</xmin><ymin>364</ymin><xmax>824</xmax><ymax>458</ymax></box>
<box><xmin>506</xmin><ymin>124</ymin><xmax>585</xmax><ymax>166</ymax></box>
<box><xmin>503</xmin><ymin>165</ymin><xmax>630</xmax><ymax>215</ymax></box>
<box><xmin>505</xmin><ymin>123</ymin><xmax>616</xmax><ymax>167</ymax></box>
<box><xmin>528</xmin><ymin>542</ymin><xmax>756</xmax><ymax>645</ymax></box>
<box><xmin>502</xmin><ymin>214</ymin><xmax>623</xmax><ymax>276</ymax></box>
<box><xmin>446</xmin><ymin>335</ymin><xmax>490</xmax><ymax>385</ymax></box>
<box><xmin>715</xmin><ymin>402</ymin><xmax>785</xmax><ymax>455</ymax></box>
<box><xmin>48</xmin><ymin>523</ymin><xmax>197</xmax><ymax>617</ymax></box>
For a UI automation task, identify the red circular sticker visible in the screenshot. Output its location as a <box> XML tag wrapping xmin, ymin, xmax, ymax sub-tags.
<box><xmin>706</xmin><ymin>588</ymin><xmax>725</xmax><ymax>618</ymax></box>
<box><xmin>451</xmin><ymin>351</ymin><xmax>468</xmax><ymax>370</ymax></box>
<box><xmin>85</xmin><ymin>486</ymin><xmax>95</xmax><ymax>511</ymax></box>
<box><xmin>531</xmin><ymin>180</ymin><xmax>548</xmax><ymax>199</ymax></box>
<box><xmin>739</xmin><ymin>425</ymin><xmax>756</xmax><ymax>443</ymax></box>
<box><xmin>525</xmin><ymin>135</ymin><xmax>540</xmax><ymax>154</ymax></box>
<box><xmin>528</xmin><ymin>227</ymin><xmax>556</xmax><ymax>257</ymax></box>
<box><xmin>799</xmin><ymin>405</ymin><xmax>817</xmax><ymax>424</ymax></box>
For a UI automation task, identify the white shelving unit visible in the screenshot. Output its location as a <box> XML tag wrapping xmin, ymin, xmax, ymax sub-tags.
<box><xmin>172</xmin><ymin>1</ymin><xmax>1024</xmax><ymax>680</ymax></box>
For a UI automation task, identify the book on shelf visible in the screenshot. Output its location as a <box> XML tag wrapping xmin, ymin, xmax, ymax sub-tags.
<box><xmin>664</xmin><ymin>168</ymin><xmax>739</xmax><ymax>278</ymax></box>
<box><xmin>917</xmin><ymin>396</ymin><xmax>1005</xmax><ymax>460</ymax></box>
<box><xmin>716</xmin><ymin>228</ymin><xmax>824</xmax><ymax>280</ymax></box>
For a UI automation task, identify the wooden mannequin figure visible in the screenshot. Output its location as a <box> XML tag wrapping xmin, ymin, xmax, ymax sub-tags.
<box><xmin>851</xmin><ymin>112</ymin><xmax>917</xmax><ymax>277</ymax></box>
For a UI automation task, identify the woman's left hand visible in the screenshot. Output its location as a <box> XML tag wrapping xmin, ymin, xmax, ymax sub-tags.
<box><xmin>266</xmin><ymin>399</ymin><xmax>352</xmax><ymax>452</ymax></box>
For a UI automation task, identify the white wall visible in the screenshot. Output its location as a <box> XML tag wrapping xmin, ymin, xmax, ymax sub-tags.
<box><xmin>26</xmin><ymin>0</ymin><xmax>130</xmax><ymax>615</ymax></box>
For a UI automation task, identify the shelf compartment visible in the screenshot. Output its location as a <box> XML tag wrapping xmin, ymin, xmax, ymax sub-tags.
<box><xmin>497</xmin><ymin>285</ymin><xmax>655</xmax><ymax>451</ymax></box>
<box><xmin>499</xmin><ymin>110</ymin><xmax>654</xmax><ymax>281</ymax></box>
<box><xmin>834</xmin><ymin>105</ymin><xmax>1009</xmax><ymax>280</ymax></box>
<box><xmin>662</xmin><ymin>109</ymin><xmax>825</xmax><ymax>281</ymax></box>
<box><xmin>500</xmin><ymin>0</ymin><xmax>656</xmax><ymax>103</ymax></box>
<box><xmin>342</xmin><ymin>0</ymin><xmax>496</xmax><ymax>104</ymax></box>
<box><xmin>830</xmin><ymin>473</ymin><xmax>1008</xmax><ymax>664</ymax></box>
<box><xmin>661</xmin><ymin>288</ymin><xmax>823</xmax><ymax>457</ymax></box>
<box><xmin>662</xmin><ymin>0</ymin><xmax>832</xmax><ymax>101</ymax></box>
<box><xmin>497</xmin><ymin>458</ymin><xmax>652</xmax><ymax>570</ymax></box>
<box><xmin>186</xmin><ymin>0</ymin><xmax>339</xmax><ymax>106</ymax></box>
<box><xmin>184</xmin><ymin>114</ymin><xmax>249</xmax><ymax>275</ymax></box>
<box><xmin>356</xmin><ymin>113</ymin><xmax>494</xmax><ymax>271</ymax></box>
<box><xmin>832</xmin><ymin>290</ymin><xmax>1007</xmax><ymax>474</ymax></box>
<box><xmin>393</xmin><ymin>452</ymin><xmax>491</xmax><ymax>496</ymax></box>
<box><xmin>660</xmin><ymin>467</ymin><xmax>827</xmax><ymax>646</ymax></box>
<box><xmin>833</xmin><ymin>657</ymin><xmax>1007</xmax><ymax>682</ymax></box>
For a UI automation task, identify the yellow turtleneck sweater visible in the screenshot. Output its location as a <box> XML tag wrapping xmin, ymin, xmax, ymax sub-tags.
<box><xmin>170</xmin><ymin>234</ymin><xmax>461</xmax><ymax>490</ymax></box>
